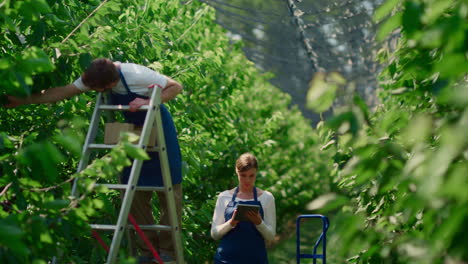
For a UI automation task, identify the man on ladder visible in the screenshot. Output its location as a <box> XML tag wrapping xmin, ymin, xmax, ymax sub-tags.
<box><xmin>6</xmin><ymin>58</ymin><xmax>184</xmax><ymax>263</ymax></box>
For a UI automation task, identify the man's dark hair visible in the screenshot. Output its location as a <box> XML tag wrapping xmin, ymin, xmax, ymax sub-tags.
<box><xmin>82</xmin><ymin>58</ymin><xmax>120</xmax><ymax>89</ymax></box>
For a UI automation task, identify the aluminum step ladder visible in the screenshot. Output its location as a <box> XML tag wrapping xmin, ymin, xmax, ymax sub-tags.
<box><xmin>296</xmin><ymin>214</ymin><xmax>329</xmax><ymax>264</ymax></box>
<box><xmin>71</xmin><ymin>86</ymin><xmax>184</xmax><ymax>264</ymax></box>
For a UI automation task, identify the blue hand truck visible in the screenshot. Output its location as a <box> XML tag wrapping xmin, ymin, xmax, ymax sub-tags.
<box><xmin>296</xmin><ymin>214</ymin><xmax>329</xmax><ymax>264</ymax></box>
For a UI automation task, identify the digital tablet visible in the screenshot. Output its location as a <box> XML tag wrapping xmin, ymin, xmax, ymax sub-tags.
<box><xmin>234</xmin><ymin>204</ymin><xmax>260</xmax><ymax>221</ymax></box>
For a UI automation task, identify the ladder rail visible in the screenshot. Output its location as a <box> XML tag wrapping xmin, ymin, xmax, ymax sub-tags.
<box><xmin>106</xmin><ymin>86</ymin><xmax>161</xmax><ymax>264</ymax></box>
<box><xmin>153</xmin><ymin>89</ymin><xmax>185</xmax><ymax>264</ymax></box>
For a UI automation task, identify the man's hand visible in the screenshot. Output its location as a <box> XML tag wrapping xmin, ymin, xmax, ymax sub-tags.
<box><xmin>149</xmin><ymin>78</ymin><xmax>182</xmax><ymax>103</ymax></box>
<box><xmin>4</xmin><ymin>95</ymin><xmax>26</xmax><ymax>108</ymax></box>
<box><xmin>147</xmin><ymin>84</ymin><xmax>163</xmax><ymax>89</ymax></box>
<box><xmin>129</xmin><ymin>97</ymin><xmax>150</xmax><ymax>112</ymax></box>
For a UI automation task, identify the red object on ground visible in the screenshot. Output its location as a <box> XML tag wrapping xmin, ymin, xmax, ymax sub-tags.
<box><xmin>128</xmin><ymin>214</ymin><xmax>164</xmax><ymax>264</ymax></box>
<box><xmin>91</xmin><ymin>214</ymin><xmax>164</xmax><ymax>263</ymax></box>
<box><xmin>92</xmin><ymin>230</ymin><xmax>110</xmax><ymax>253</ymax></box>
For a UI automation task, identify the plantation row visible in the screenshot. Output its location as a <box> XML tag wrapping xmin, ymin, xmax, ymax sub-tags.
<box><xmin>305</xmin><ymin>0</ymin><xmax>467</xmax><ymax>262</ymax></box>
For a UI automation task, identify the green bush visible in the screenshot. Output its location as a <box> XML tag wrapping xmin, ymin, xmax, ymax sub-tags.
<box><xmin>306</xmin><ymin>0</ymin><xmax>468</xmax><ymax>262</ymax></box>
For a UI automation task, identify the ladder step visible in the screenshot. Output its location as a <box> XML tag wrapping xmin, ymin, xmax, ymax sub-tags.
<box><xmin>91</xmin><ymin>224</ymin><xmax>172</xmax><ymax>231</ymax></box>
<box><xmin>89</xmin><ymin>143</ymin><xmax>118</xmax><ymax>149</ymax></box>
<box><xmin>97</xmin><ymin>184</ymin><xmax>165</xmax><ymax>192</ymax></box>
<box><xmin>99</xmin><ymin>105</ymin><xmax>153</xmax><ymax>111</ymax></box>
<box><xmin>88</xmin><ymin>144</ymin><xmax>159</xmax><ymax>152</ymax></box>
<box><xmin>299</xmin><ymin>254</ymin><xmax>324</xmax><ymax>259</ymax></box>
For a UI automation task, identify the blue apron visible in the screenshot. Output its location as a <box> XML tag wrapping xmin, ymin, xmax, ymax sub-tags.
<box><xmin>214</xmin><ymin>187</ymin><xmax>268</xmax><ymax>264</ymax></box>
<box><xmin>111</xmin><ymin>69</ymin><xmax>182</xmax><ymax>187</ymax></box>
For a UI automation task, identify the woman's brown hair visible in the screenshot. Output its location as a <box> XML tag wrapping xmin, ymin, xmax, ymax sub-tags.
<box><xmin>235</xmin><ymin>153</ymin><xmax>258</xmax><ymax>172</ymax></box>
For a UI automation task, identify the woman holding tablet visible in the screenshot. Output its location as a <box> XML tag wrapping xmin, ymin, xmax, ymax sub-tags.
<box><xmin>211</xmin><ymin>153</ymin><xmax>276</xmax><ymax>263</ymax></box>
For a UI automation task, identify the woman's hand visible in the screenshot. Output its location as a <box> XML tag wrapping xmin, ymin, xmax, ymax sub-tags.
<box><xmin>229</xmin><ymin>210</ymin><xmax>240</xmax><ymax>227</ymax></box>
<box><xmin>246</xmin><ymin>211</ymin><xmax>262</xmax><ymax>225</ymax></box>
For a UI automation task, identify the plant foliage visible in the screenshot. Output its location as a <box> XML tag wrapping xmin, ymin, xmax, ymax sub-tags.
<box><xmin>306</xmin><ymin>0</ymin><xmax>467</xmax><ymax>262</ymax></box>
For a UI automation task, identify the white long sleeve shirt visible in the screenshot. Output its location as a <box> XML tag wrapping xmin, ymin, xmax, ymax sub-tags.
<box><xmin>211</xmin><ymin>189</ymin><xmax>276</xmax><ymax>243</ymax></box>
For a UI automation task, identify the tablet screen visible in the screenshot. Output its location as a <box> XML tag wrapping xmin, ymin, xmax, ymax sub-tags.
<box><xmin>234</xmin><ymin>204</ymin><xmax>260</xmax><ymax>221</ymax></box>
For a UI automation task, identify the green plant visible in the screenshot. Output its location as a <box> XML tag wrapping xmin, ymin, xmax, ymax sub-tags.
<box><xmin>305</xmin><ymin>0</ymin><xmax>467</xmax><ymax>262</ymax></box>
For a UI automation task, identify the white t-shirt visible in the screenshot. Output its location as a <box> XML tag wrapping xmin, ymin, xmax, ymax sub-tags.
<box><xmin>211</xmin><ymin>189</ymin><xmax>276</xmax><ymax>243</ymax></box>
<box><xmin>73</xmin><ymin>63</ymin><xmax>168</xmax><ymax>96</ymax></box>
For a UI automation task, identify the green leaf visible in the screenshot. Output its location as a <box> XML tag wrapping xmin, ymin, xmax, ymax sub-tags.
<box><xmin>54</xmin><ymin>134</ymin><xmax>82</xmax><ymax>157</ymax></box>
<box><xmin>0</xmin><ymin>58</ymin><xmax>11</xmax><ymax>70</ymax></box>
<box><xmin>374</xmin><ymin>0</ymin><xmax>401</xmax><ymax>22</ymax></box>
<box><xmin>0</xmin><ymin>222</ymin><xmax>23</xmax><ymax>239</ymax></box>
<box><xmin>19</xmin><ymin>47</ymin><xmax>54</xmax><ymax>73</ymax></box>
<box><xmin>93</xmin><ymin>199</ymin><xmax>104</xmax><ymax>209</ymax></box>
<box><xmin>0</xmin><ymin>133</ymin><xmax>14</xmax><ymax>149</ymax></box>
<box><xmin>14</xmin><ymin>0</ymin><xmax>51</xmax><ymax>21</ymax></box>
<box><xmin>435</xmin><ymin>54</ymin><xmax>468</xmax><ymax>78</ymax></box>
<box><xmin>123</xmin><ymin>143</ymin><xmax>149</xmax><ymax>160</ymax></box>
<box><xmin>420</xmin><ymin>27</ymin><xmax>443</xmax><ymax>48</ymax></box>
<box><xmin>14</xmin><ymin>71</ymin><xmax>31</xmax><ymax>94</ymax></box>
<box><xmin>421</xmin><ymin>0</ymin><xmax>454</xmax><ymax>25</ymax></box>
<box><xmin>401</xmin><ymin>114</ymin><xmax>432</xmax><ymax>147</ymax></box>
<box><xmin>19</xmin><ymin>178</ymin><xmax>42</xmax><ymax>188</ymax></box>
<box><xmin>0</xmin><ymin>221</ymin><xmax>29</xmax><ymax>256</ymax></box>
<box><xmin>44</xmin><ymin>199</ymin><xmax>69</xmax><ymax>210</ymax></box>
<box><xmin>402</xmin><ymin>1</ymin><xmax>423</xmax><ymax>36</ymax></box>
<box><xmin>327</xmin><ymin>111</ymin><xmax>360</xmax><ymax>136</ymax></box>
<box><xmin>44</xmin><ymin>141</ymin><xmax>66</xmax><ymax>164</ymax></box>
<box><xmin>40</xmin><ymin>232</ymin><xmax>53</xmax><ymax>244</ymax></box>
<box><xmin>377</xmin><ymin>11</ymin><xmax>402</xmax><ymax>41</ymax></box>
<box><xmin>306</xmin><ymin>72</ymin><xmax>344</xmax><ymax>113</ymax></box>
<box><xmin>353</xmin><ymin>94</ymin><xmax>370</xmax><ymax>124</ymax></box>
<box><xmin>306</xmin><ymin>193</ymin><xmax>349</xmax><ymax>212</ymax></box>
<box><xmin>79</xmin><ymin>53</ymin><xmax>93</xmax><ymax>71</ymax></box>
